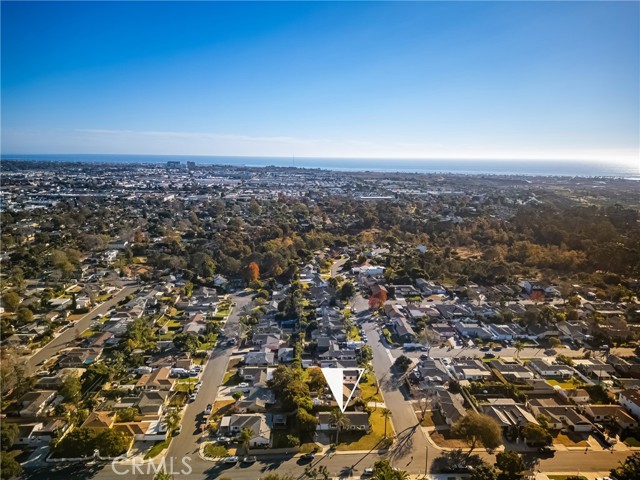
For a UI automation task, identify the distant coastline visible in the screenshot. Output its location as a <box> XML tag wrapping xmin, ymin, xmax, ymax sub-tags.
<box><xmin>2</xmin><ymin>153</ymin><xmax>639</xmax><ymax>179</ymax></box>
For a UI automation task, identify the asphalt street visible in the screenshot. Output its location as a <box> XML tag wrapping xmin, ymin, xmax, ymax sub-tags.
<box><xmin>25</xmin><ymin>287</ymin><xmax>634</xmax><ymax>479</ymax></box>
<box><xmin>26</xmin><ymin>285</ymin><xmax>139</xmax><ymax>375</ymax></box>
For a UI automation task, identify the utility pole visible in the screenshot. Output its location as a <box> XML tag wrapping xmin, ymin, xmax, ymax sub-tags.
<box><xmin>424</xmin><ymin>444</ymin><xmax>429</xmax><ymax>479</ymax></box>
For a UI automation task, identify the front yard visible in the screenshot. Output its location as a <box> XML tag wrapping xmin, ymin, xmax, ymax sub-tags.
<box><xmin>359</xmin><ymin>373</ymin><xmax>383</xmax><ymax>403</ymax></box>
<box><xmin>553</xmin><ymin>432</ymin><xmax>589</xmax><ymax>447</ymax></box>
<box><xmin>335</xmin><ymin>409</ymin><xmax>394</xmax><ymax>451</ymax></box>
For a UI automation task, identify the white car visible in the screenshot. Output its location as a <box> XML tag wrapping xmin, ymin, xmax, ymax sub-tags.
<box><xmin>204</xmin><ymin>404</ymin><xmax>213</xmax><ymax>415</ymax></box>
<box><xmin>238</xmin><ymin>382</ymin><xmax>250</xmax><ymax>388</ymax></box>
<box><xmin>224</xmin><ymin>456</ymin><xmax>239</xmax><ymax>464</ymax></box>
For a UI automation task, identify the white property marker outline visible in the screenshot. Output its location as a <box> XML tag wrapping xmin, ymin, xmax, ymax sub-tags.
<box><xmin>320</xmin><ymin>367</ymin><xmax>365</xmax><ymax>412</ymax></box>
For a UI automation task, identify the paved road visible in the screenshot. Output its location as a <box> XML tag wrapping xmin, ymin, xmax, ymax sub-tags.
<box><xmin>362</xmin><ymin>317</ymin><xmax>434</xmax><ymax>476</ymax></box>
<box><xmin>163</xmin><ymin>290</ymin><xmax>254</xmax><ymax>464</ymax></box>
<box><xmin>25</xmin><ymin>288</ymin><xmax>633</xmax><ymax>479</ymax></box>
<box><xmin>26</xmin><ymin>285</ymin><xmax>139</xmax><ymax>375</ymax></box>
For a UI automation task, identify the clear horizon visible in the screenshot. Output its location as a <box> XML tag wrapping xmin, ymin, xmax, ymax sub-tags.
<box><xmin>2</xmin><ymin>2</ymin><xmax>639</xmax><ymax>164</ymax></box>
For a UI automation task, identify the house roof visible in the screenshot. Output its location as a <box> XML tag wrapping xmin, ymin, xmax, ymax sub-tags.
<box><xmin>620</xmin><ymin>388</ymin><xmax>640</xmax><ymax>407</ymax></box>
<box><xmin>317</xmin><ymin>411</ymin><xmax>369</xmax><ymax>427</ymax></box>
<box><xmin>82</xmin><ymin>411</ymin><xmax>116</xmax><ymax>429</ymax></box>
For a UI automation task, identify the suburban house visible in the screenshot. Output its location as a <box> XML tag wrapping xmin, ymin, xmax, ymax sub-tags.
<box><xmin>489</xmin><ymin>360</ymin><xmax>535</xmax><ymax>382</ymax></box>
<box><xmin>135</xmin><ymin>367</ymin><xmax>176</xmax><ymax>391</ymax></box>
<box><xmin>82</xmin><ymin>411</ymin><xmax>117</xmax><ymax>430</ymax></box>
<box><xmin>434</xmin><ymin>390</ymin><xmax>466</xmax><ymax>425</ymax></box>
<box><xmin>528</xmin><ymin>359</ymin><xmax>573</xmax><ymax>380</ymax></box>
<box><xmin>584</xmin><ymin>405</ymin><xmax>638</xmax><ymax>430</ymax></box>
<box><xmin>316</xmin><ymin>412</ymin><xmax>370</xmax><ymax>432</ymax></box>
<box><xmin>528</xmin><ymin>399</ymin><xmax>592</xmax><ymax>432</ymax></box>
<box><xmin>18</xmin><ymin>390</ymin><xmax>58</xmax><ymax>418</ymax></box>
<box><xmin>451</xmin><ymin>359</ymin><xmax>492</xmax><ymax>381</ymax></box>
<box><xmin>244</xmin><ymin>351</ymin><xmax>276</xmax><ymax>367</ymax></box>
<box><xmin>619</xmin><ymin>389</ymin><xmax>640</xmax><ymax>419</ymax></box>
<box><xmin>481</xmin><ymin>398</ymin><xmax>538</xmax><ymax>430</ymax></box>
<box><xmin>558</xmin><ymin>388</ymin><xmax>591</xmax><ymax>405</ymax></box>
<box><xmin>58</xmin><ymin>347</ymin><xmax>103</xmax><ymax>368</ymax></box>
<box><xmin>218</xmin><ymin>414</ymin><xmax>271</xmax><ymax>447</ymax></box>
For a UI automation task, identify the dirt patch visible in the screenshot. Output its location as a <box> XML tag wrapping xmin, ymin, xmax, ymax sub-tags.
<box><xmin>429</xmin><ymin>431</ymin><xmax>471</xmax><ymax>449</ymax></box>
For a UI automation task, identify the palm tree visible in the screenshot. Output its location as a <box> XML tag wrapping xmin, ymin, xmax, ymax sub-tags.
<box><xmin>381</xmin><ymin>408</ymin><xmax>392</xmax><ymax>438</ymax></box>
<box><xmin>239</xmin><ymin>427</ymin><xmax>254</xmax><ymax>455</ymax></box>
<box><xmin>330</xmin><ymin>409</ymin><xmax>351</xmax><ymax>446</ymax></box>
<box><xmin>154</xmin><ymin>471</ymin><xmax>173</xmax><ymax>480</ymax></box>
<box><xmin>165</xmin><ymin>410</ymin><xmax>181</xmax><ymax>434</ymax></box>
<box><xmin>514</xmin><ymin>340</ymin><xmax>525</xmax><ymax>359</ymax></box>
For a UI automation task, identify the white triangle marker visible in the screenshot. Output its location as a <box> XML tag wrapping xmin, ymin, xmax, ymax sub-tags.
<box><xmin>321</xmin><ymin>367</ymin><xmax>365</xmax><ymax>412</ymax></box>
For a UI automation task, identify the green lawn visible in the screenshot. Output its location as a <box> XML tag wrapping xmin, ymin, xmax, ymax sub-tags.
<box><xmin>80</xmin><ymin>329</ymin><xmax>99</xmax><ymax>338</ymax></box>
<box><xmin>360</xmin><ymin>374</ymin><xmax>383</xmax><ymax>403</ymax></box>
<box><xmin>547</xmin><ymin>378</ymin><xmax>584</xmax><ymax>389</ymax></box>
<box><xmin>144</xmin><ymin>440</ymin><xmax>170</xmax><ymax>459</ymax></box>
<box><xmin>336</xmin><ymin>409</ymin><xmax>394</xmax><ymax>451</ymax></box>
<box><xmin>624</xmin><ymin>436</ymin><xmax>640</xmax><ymax>447</ymax></box>
<box><xmin>223</xmin><ymin>371</ymin><xmax>239</xmax><ymax>386</ymax></box>
<box><xmin>204</xmin><ymin>444</ymin><xmax>229</xmax><ymax>458</ymax></box>
<box><xmin>174</xmin><ymin>378</ymin><xmax>198</xmax><ymax>392</ymax></box>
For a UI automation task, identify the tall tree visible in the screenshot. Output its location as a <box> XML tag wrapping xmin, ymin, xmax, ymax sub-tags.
<box><xmin>246</xmin><ymin>262</ymin><xmax>260</xmax><ymax>283</ymax></box>
<box><xmin>1</xmin><ymin>292</ymin><xmax>20</xmax><ymax>312</ymax></box>
<box><xmin>611</xmin><ymin>452</ymin><xmax>640</xmax><ymax>480</ymax></box>
<box><xmin>452</xmin><ymin>412</ymin><xmax>502</xmax><ymax>460</ymax></box>
<box><xmin>513</xmin><ymin>340</ymin><xmax>525</xmax><ymax>359</ymax></box>
<box><xmin>60</xmin><ymin>371</ymin><xmax>82</xmax><ymax>402</ymax></box>
<box><xmin>372</xmin><ymin>459</ymin><xmax>408</xmax><ymax>480</ymax></box>
<box><xmin>0</xmin><ymin>452</ymin><xmax>22</xmax><ymax>480</ymax></box>
<box><xmin>469</xmin><ymin>462</ymin><xmax>497</xmax><ymax>480</ymax></box>
<box><xmin>381</xmin><ymin>408</ymin><xmax>392</xmax><ymax>438</ymax></box>
<box><xmin>0</xmin><ymin>424</ymin><xmax>19</xmax><ymax>451</ymax></box>
<box><xmin>239</xmin><ymin>427</ymin><xmax>254</xmax><ymax>455</ymax></box>
<box><xmin>495</xmin><ymin>451</ymin><xmax>525</xmax><ymax>480</ymax></box>
<box><xmin>330</xmin><ymin>409</ymin><xmax>351</xmax><ymax>446</ymax></box>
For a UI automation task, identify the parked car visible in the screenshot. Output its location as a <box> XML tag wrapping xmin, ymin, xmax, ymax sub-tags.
<box><xmin>204</xmin><ymin>403</ymin><xmax>213</xmax><ymax>415</ymax></box>
<box><xmin>479</xmin><ymin>346</ymin><xmax>490</xmax><ymax>352</ymax></box>
<box><xmin>238</xmin><ymin>382</ymin><xmax>250</xmax><ymax>388</ymax></box>
<box><xmin>300</xmin><ymin>452</ymin><xmax>316</xmax><ymax>460</ymax></box>
<box><xmin>483</xmin><ymin>353</ymin><xmax>496</xmax><ymax>359</ymax></box>
<box><xmin>538</xmin><ymin>445</ymin><xmax>556</xmax><ymax>456</ymax></box>
<box><xmin>492</xmin><ymin>346</ymin><xmax>502</xmax><ymax>351</ymax></box>
<box><xmin>362</xmin><ymin>468</ymin><xmax>374</xmax><ymax>477</ymax></box>
<box><xmin>224</xmin><ymin>456</ymin><xmax>239</xmax><ymax>464</ymax></box>
<box><xmin>242</xmin><ymin>456</ymin><xmax>257</xmax><ymax>464</ymax></box>
<box><xmin>188</xmin><ymin>394</ymin><xmax>197</xmax><ymax>402</ymax></box>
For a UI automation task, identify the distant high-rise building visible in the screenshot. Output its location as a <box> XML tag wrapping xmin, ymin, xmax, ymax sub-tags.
<box><xmin>166</xmin><ymin>161</ymin><xmax>181</xmax><ymax>169</ymax></box>
<box><xmin>187</xmin><ymin>161</ymin><xmax>196</xmax><ymax>170</ymax></box>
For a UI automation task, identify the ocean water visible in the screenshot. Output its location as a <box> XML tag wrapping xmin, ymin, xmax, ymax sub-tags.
<box><xmin>2</xmin><ymin>153</ymin><xmax>639</xmax><ymax>179</ymax></box>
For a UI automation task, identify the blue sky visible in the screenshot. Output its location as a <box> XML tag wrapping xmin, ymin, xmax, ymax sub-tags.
<box><xmin>2</xmin><ymin>1</ymin><xmax>639</xmax><ymax>163</ymax></box>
